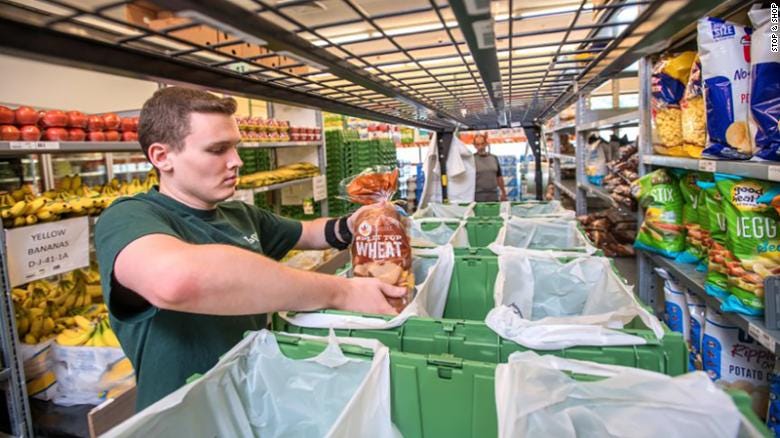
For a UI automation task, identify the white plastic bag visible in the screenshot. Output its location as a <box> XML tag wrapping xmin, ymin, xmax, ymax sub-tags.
<box><xmin>485</xmin><ymin>246</ymin><xmax>664</xmax><ymax>349</ymax></box>
<box><xmin>20</xmin><ymin>341</ymin><xmax>57</xmax><ymax>401</ymax></box>
<box><xmin>412</xmin><ymin>202</ymin><xmax>473</xmax><ymax>219</ymax></box>
<box><xmin>409</xmin><ymin>218</ymin><xmax>467</xmax><ymax>247</ymax></box>
<box><xmin>494</xmin><ymin>216</ymin><xmax>596</xmax><ymax>253</ymax></box>
<box><xmin>501</xmin><ymin>200</ymin><xmax>576</xmax><ymax>219</ymax></box>
<box><xmin>51</xmin><ymin>344</ymin><xmax>127</xmax><ymax>406</ymax></box>
<box><xmin>105</xmin><ymin>330</ymin><xmax>394</xmax><ymax>438</ymax></box>
<box><xmin>495</xmin><ymin>351</ymin><xmax>754</xmax><ymax>438</ymax></box>
<box><xmin>280</xmin><ymin>245</ymin><xmax>455</xmax><ymax>330</ymax></box>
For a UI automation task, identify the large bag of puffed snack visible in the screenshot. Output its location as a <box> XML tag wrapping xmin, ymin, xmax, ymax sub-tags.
<box><xmin>748</xmin><ymin>7</ymin><xmax>780</xmax><ymax>161</ymax></box>
<box><xmin>652</xmin><ymin>51</ymin><xmax>697</xmax><ymax>156</ymax></box>
<box><xmin>702</xmin><ymin>307</ymin><xmax>772</xmax><ymax>418</ymax></box>
<box><xmin>698</xmin><ymin>17</ymin><xmax>754</xmax><ymax>160</ymax></box>
<box><xmin>342</xmin><ymin>167</ymin><xmax>413</xmax><ymax>312</ymax></box>
<box><xmin>631</xmin><ymin>169</ymin><xmax>685</xmax><ymax>259</ymax></box>
<box><xmin>716</xmin><ymin>174</ymin><xmax>780</xmax><ymax>316</ymax></box>
<box><xmin>697</xmin><ymin>180</ymin><xmax>734</xmax><ymax>300</ymax></box>
<box><xmin>681</xmin><ymin>55</ymin><xmax>706</xmax><ymax>157</ymax></box>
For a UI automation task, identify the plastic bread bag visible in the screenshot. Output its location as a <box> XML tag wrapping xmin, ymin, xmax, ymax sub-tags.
<box><xmin>105</xmin><ymin>330</ymin><xmax>395</xmax><ymax>438</ymax></box>
<box><xmin>631</xmin><ymin>169</ymin><xmax>685</xmax><ymax>259</ymax></box>
<box><xmin>681</xmin><ymin>55</ymin><xmax>707</xmax><ymax>157</ymax></box>
<box><xmin>652</xmin><ymin>52</ymin><xmax>697</xmax><ymax>156</ymax></box>
<box><xmin>748</xmin><ymin>7</ymin><xmax>780</xmax><ymax>161</ymax></box>
<box><xmin>340</xmin><ymin>166</ymin><xmax>413</xmax><ymax>312</ymax></box>
<box><xmin>698</xmin><ymin>179</ymin><xmax>734</xmax><ymax>299</ymax></box>
<box><xmin>495</xmin><ymin>351</ymin><xmax>757</xmax><ymax>438</ymax></box>
<box><xmin>716</xmin><ymin>174</ymin><xmax>780</xmax><ymax>315</ymax></box>
<box><xmin>703</xmin><ymin>308</ymin><xmax>772</xmax><ymax>419</ymax></box>
<box><xmin>698</xmin><ymin>17</ymin><xmax>754</xmax><ymax>160</ymax></box>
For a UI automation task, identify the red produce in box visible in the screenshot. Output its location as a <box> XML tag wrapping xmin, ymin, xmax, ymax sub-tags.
<box><xmin>66</xmin><ymin>111</ymin><xmax>87</xmax><ymax>128</ymax></box>
<box><xmin>0</xmin><ymin>106</ymin><xmax>14</xmax><ymax>124</ymax></box>
<box><xmin>102</xmin><ymin>113</ymin><xmax>120</xmax><ymax>130</ymax></box>
<box><xmin>14</xmin><ymin>106</ymin><xmax>39</xmax><ymax>125</ymax></box>
<box><xmin>19</xmin><ymin>125</ymin><xmax>40</xmax><ymax>141</ymax></box>
<box><xmin>40</xmin><ymin>110</ymin><xmax>68</xmax><ymax>128</ymax></box>
<box><xmin>68</xmin><ymin>128</ymin><xmax>86</xmax><ymax>141</ymax></box>
<box><xmin>132</xmin><ymin>116</ymin><xmax>140</xmax><ymax>131</ymax></box>
<box><xmin>0</xmin><ymin>125</ymin><xmax>20</xmax><ymax>141</ymax></box>
<box><xmin>119</xmin><ymin>117</ymin><xmax>135</xmax><ymax>132</ymax></box>
<box><xmin>104</xmin><ymin>130</ymin><xmax>120</xmax><ymax>141</ymax></box>
<box><xmin>121</xmin><ymin>131</ymin><xmax>137</xmax><ymax>142</ymax></box>
<box><xmin>42</xmin><ymin>127</ymin><xmax>69</xmax><ymax>141</ymax></box>
<box><xmin>87</xmin><ymin>116</ymin><xmax>104</xmax><ymax>132</ymax></box>
<box><xmin>86</xmin><ymin>131</ymin><xmax>105</xmax><ymax>142</ymax></box>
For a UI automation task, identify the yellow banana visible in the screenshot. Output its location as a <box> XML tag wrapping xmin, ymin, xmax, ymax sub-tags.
<box><xmin>25</xmin><ymin>215</ymin><xmax>38</xmax><ymax>225</ymax></box>
<box><xmin>74</xmin><ymin>315</ymin><xmax>93</xmax><ymax>331</ymax></box>
<box><xmin>10</xmin><ymin>189</ymin><xmax>25</xmax><ymax>202</ymax></box>
<box><xmin>41</xmin><ymin>317</ymin><xmax>55</xmax><ymax>336</ymax></box>
<box><xmin>16</xmin><ymin>315</ymin><xmax>30</xmax><ymax>336</ymax></box>
<box><xmin>71</xmin><ymin>175</ymin><xmax>82</xmax><ymax>191</ymax></box>
<box><xmin>56</xmin><ymin>328</ymin><xmax>92</xmax><ymax>346</ymax></box>
<box><xmin>9</xmin><ymin>201</ymin><xmax>26</xmax><ymax>218</ymax></box>
<box><xmin>23</xmin><ymin>197</ymin><xmax>46</xmax><ymax>215</ymax></box>
<box><xmin>36</xmin><ymin>208</ymin><xmax>55</xmax><ymax>221</ymax></box>
<box><xmin>102</xmin><ymin>326</ymin><xmax>121</xmax><ymax>348</ymax></box>
<box><xmin>29</xmin><ymin>315</ymin><xmax>43</xmax><ymax>338</ymax></box>
<box><xmin>23</xmin><ymin>333</ymin><xmax>38</xmax><ymax>344</ymax></box>
<box><xmin>26</xmin><ymin>371</ymin><xmax>56</xmax><ymax>396</ymax></box>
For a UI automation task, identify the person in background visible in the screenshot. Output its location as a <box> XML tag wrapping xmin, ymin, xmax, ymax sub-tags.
<box><xmin>473</xmin><ymin>134</ymin><xmax>507</xmax><ymax>202</ymax></box>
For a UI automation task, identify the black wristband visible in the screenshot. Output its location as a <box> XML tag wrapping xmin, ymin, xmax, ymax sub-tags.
<box><xmin>325</xmin><ymin>218</ymin><xmax>349</xmax><ymax>250</ymax></box>
<box><xmin>337</xmin><ymin>215</ymin><xmax>353</xmax><ymax>244</ymax></box>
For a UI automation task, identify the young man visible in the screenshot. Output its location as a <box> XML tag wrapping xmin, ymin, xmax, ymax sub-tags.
<box><xmin>95</xmin><ymin>87</ymin><xmax>407</xmax><ymax>410</ymax></box>
<box><xmin>472</xmin><ymin>134</ymin><xmax>508</xmax><ymax>202</ymax></box>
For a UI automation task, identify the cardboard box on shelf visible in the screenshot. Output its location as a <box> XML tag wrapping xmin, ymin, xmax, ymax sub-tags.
<box><xmin>87</xmin><ymin>385</ymin><xmax>137</xmax><ymax>438</ymax></box>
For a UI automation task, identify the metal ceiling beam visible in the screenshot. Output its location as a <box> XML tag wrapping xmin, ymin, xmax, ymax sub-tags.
<box><xmin>538</xmin><ymin>0</ymin><xmax>757</xmax><ymax>122</ymax></box>
<box><xmin>0</xmin><ymin>16</ymin><xmax>450</xmax><ymax>131</ymax></box>
<box><xmin>149</xmin><ymin>0</ymin><xmax>466</xmax><ymax>126</ymax></box>
<box><xmin>448</xmin><ymin>0</ymin><xmax>505</xmax><ymax>124</ymax></box>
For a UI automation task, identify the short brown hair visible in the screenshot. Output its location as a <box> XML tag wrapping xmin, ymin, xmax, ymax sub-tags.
<box><xmin>138</xmin><ymin>87</ymin><xmax>237</xmax><ymax>159</ymax></box>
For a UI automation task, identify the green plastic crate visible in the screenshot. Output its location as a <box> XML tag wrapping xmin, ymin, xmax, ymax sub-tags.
<box><xmin>471</xmin><ymin>202</ymin><xmax>502</xmax><ymax>217</ymax></box>
<box><xmin>272</xmin><ymin>332</ymin><xmax>766</xmax><ymax>438</ymax></box>
<box><xmin>443</xmin><ymin>248</ymin><xmax>498</xmax><ymax>320</ymax></box>
<box><xmin>273</xmin><ymin>312</ymin><xmax>687</xmax><ymax>377</ymax></box>
<box><xmin>462</xmin><ymin>218</ymin><xmax>503</xmax><ymax>248</ymax></box>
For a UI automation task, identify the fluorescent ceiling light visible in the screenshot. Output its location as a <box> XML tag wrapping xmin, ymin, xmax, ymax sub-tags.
<box><xmin>519</xmin><ymin>3</ymin><xmax>593</xmax><ymax>18</ymax></box>
<box><xmin>276</xmin><ymin>50</ymin><xmax>329</xmax><ymax>71</ymax></box>
<box><xmin>311</xmin><ymin>32</ymin><xmax>374</xmax><ymax>46</ymax></box>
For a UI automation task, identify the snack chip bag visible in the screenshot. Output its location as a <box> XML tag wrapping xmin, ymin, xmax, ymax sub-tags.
<box><xmin>715</xmin><ymin>174</ymin><xmax>780</xmax><ymax>315</ymax></box>
<box><xmin>651</xmin><ymin>51</ymin><xmax>696</xmax><ymax>156</ymax></box>
<box><xmin>698</xmin><ymin>17</ymin><xmax>754</xmax><ymax>160</ymax></box>
<box><xmin>674</xmin><ymin>171</ymin><xmax>711</xmax><ymax>264</ymax></box>
<box><xmin>748</xmin><ymin>7</ymin><xmax>780</xmax><ymax>161</ymax></box>
<box><xmin>341</xmin><ymin>167</ymin><xmax>413</xmax><ymax>312</ymax></box>
<box><xmin>585</xmin><ymin>137</ymin><xmax>607</xmax><ymax>186</ymax></box>
<box><xmin>631</xmin><ymin>169</ymin><xmax>685</xmax><ymax>258</ymax></box>
<box><xmin>697</xmin><ymin>180</ymin><xmax>734</xmax><ymax>299</ymax></box>
<box><xmin>681</xmin><ymin>55</ymin><xmax>706</xmax><ymax>157</ymax></box>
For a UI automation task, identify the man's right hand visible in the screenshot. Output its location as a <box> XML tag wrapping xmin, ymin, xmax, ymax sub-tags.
<box><xmin>334</xmin><ymin>277</ymin><xmax>408</xmax><ymax>315</ymax></box>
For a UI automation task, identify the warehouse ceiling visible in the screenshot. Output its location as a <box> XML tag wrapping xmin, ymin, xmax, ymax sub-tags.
<box><xmin>0</xmin><ymin>0</ymin><xmax>655</xmax><ymax>129</ymax></box>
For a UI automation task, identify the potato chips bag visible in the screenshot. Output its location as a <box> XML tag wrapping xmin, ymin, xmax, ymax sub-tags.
<box><xmin>674</xmin><ymin>171</ymin><xmax>711</xmax><ymax>264</ymax></box>
<box><xmin>651</xmin><ymin>52</ymin><xmax>696</xmax><ymax>156</ymax></box>
<box><xmin>342</xmin><ymin>167</ymin><xmax>413</xmax><ymax>312</ymax></box>
<box><xmin>631</xmin><ymin>169</ymin><xmax>685</xmax><ymax>259</ymax></box>
<box><xmin>697</xmin><ymin>180</ymin><xmax>734</xmax><ymax>299</ymax></box>
<box><xmin>715</xmin><ymin>174</ymin><xmax>780</xmax><ymax>315</ymax></box>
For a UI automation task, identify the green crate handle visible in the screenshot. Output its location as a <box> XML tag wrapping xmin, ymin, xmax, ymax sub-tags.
<box><xmin>427</xmin><ymin>354</ymin><xmax>463</xmax><ymax>369</ymax></box>
<box><xmin>185</xmin><ymin>373</ymin><xmax>203</xmax><ymax>384</ymax></box>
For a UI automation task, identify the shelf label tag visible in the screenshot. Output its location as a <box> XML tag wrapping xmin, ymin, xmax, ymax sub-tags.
<box><xmin>698</xmin><ymin>160</ymin><xmax>716</xmax><ymax>172</ymax></box>
<box><xmin>768</xmin><ymin>166</ymin><xmax>780</xmax><ymax>182</ymax></box>
<box><xmin>312</xmin><ymin>175</ymin><xmax>327</xmax><ymax>201</ymax></box>
<box><xmin>5</xmin><ymin>217</ymin><xmax>89</xmax><ymax>287</ymax></box>
<box><xmin>8</xmin><ymin>141</ymin><xmax>37</xmax><ymax>150</ymax></box>
<box><xmin>37</xmin><ymin>141</ymin><xmax>60</xmax><ymax>150</ymax></box>
<box><xmin>229</xmin><ymin>189</ymin><xmax>255</xmax><ymax>206</ymax></box>
<box><xmin>748</xmin><ymin>323</ymin><xmax>776</xmax><ymax>354</ymax></box>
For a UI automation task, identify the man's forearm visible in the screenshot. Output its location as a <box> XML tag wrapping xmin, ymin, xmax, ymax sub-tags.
<box><xmin>159</xmin><ymin>242</ymin><xmax>347</xmax><ymax>315</ymax></box>
<box><xmin>296</xmin><ymin>217</ymin><xmax>332</xmax><ymax>249</ymax></box>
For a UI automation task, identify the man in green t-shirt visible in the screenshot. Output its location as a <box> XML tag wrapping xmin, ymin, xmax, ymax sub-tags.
<box><xmin>95</xmin><ymin>87</ymin><xmax>407</xmax><ymax>410</ymax></box>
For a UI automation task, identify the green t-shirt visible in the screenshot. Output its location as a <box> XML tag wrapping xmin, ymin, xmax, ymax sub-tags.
<box><xmin>94</xmin><ymin>187</ymin><xmax>302</xmax><ymax>410</ymax></box>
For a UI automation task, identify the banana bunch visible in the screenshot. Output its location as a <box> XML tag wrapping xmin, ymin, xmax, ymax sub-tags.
<box><xmin>56</xmin><ymin>314</ymin><xmax>120</xmax><ymax>347</ymax></box>
<box><xmin>13</xmin><ymin>267</ymin><xmax>105</xmax><ymax>344</ymax></box>
<box><xmin>0</xmin><ymin>169</ymin><xmax>159</xmax><ymax>229</ymax></box>
<box><xmin>238</xmin><ymin>162</ymin><xmax>319</xmax><ymax>188</ymax></box>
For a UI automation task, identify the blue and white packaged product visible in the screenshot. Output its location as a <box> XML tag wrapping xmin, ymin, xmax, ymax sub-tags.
<box><xmin>702</xmin><ymin>308</ymin><xmax>772</xmax><ymax>417</ymax></box>
<box><xmin>657</xmin><ymin>268</ymin><xmax>690</xmax><ymax>342</ymax></box>
<box><xmin>748</xmin><ymin>7</ymin><xmax>780</xmax><ymax>161</ymax></box>
<box><xmin>685</xmin><ymin>288</ymin><xmax>705</xmax><ymax>371</ymax></box>
<box><xmin>698</xmin><ymin>17</ymin><xmax>754</xmax><ymax>160</ymax></box>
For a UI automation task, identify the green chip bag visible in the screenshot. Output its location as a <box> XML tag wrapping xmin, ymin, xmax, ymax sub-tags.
<box><xmin>631</xmin><ymin>169</ymin><xmax>685</xmax><ymax>258</ymax></box>
<box><xmin>715</xmin><ymin>174</ymin><xmax>780</xmax><ymax>315</ymax></box>
<box><xmin>697</xmin><ymin>180</ymin><xmax>732</xmax><ymax>298</ymax></box>
<box><xmin>674</xmin><ymin>171</ymin><xmax>711</xmax><ymax>264</ymax></box>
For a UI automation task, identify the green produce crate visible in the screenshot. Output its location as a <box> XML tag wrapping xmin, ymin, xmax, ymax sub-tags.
<box><xmin>463</xmin><ymin>218</ymin><xmax>503</xmax><ymax>248</ymax></box>
<box><xmin>471</xmin><ymin>202</ymin><xmax>502</xmax><ymax>217</ymax></box>
<box><xmin>443</xmin><ymin>248</ymin><xmax>498</xmax><ymax>320</ymax></box>
<box><xmin>273</xmin><ymin>312</ymin><xmax>687</xmax><ymax>377</ymax></box>
<box><xmin>272</xmin><ymin>333</ymin><xmax>766</xmax><ymax>438</ymax></box>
